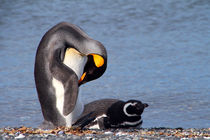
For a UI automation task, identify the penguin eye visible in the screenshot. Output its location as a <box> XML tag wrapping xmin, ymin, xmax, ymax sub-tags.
<box><xmin>135</xmin><ymin>104</ymin><xmax>141</xmax><ymax>110</ymax></box>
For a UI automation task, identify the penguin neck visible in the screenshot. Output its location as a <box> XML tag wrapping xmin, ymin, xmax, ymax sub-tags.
<box><xmin>63</xmin><ymin>48</ymin><xmax>87</xmax><ymax>80</ymax></box>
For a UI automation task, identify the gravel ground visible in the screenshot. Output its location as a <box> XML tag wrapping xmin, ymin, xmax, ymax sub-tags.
<box><xmin>0</xmin><ymin>126</ymin><xmax>209</xmax><ymax>140</ymax></box>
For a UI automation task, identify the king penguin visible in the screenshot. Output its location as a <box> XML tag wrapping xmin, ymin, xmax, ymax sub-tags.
<box><xmin>34</xmin><ymin>22</ymin><xmax>107</xmax><ymax>129</ymax></box>
<box><xmin>73</xmin><ymin>99</ymin><xmax>148</xmax><ymax>129</ymax></box>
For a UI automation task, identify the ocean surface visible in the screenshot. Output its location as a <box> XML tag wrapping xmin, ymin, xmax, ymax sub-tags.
<box><xmin>0</xmin><ymin>0</ymin><xmax>209</xmax><ymax>128</ymax></box>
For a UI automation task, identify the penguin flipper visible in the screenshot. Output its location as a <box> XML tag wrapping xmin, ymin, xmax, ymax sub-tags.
<box><xmin>63</xmin><ymin>75</ymin><xmax>79</xmax><ymax>116</ymax></box>
<box><xmin>73</xmin><ymin>112</ymin><xmax>96</xmax><ymax>129</ymax></box>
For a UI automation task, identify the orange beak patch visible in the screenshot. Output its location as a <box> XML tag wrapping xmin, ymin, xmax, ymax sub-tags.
<box><xmin>79</xmin><ymin>72</ymin><xmax>86</xmax><ymax>83</ymax></box>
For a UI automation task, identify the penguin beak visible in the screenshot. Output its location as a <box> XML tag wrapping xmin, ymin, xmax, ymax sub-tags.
<box><xmin>79</xmin><ymin>72</ymin><xmax>86</xmax><ymax>83</ymax></box>
<box><xmin>144</xmin><ymin>103</ymin><xmax>149</xmax><ymax>108</ymax></box>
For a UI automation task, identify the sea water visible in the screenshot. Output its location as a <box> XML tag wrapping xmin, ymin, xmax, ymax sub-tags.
<box><xmin>0</xmin><ymin>0</ymin><xmax>209</xmax><ymax>128</ymax></box>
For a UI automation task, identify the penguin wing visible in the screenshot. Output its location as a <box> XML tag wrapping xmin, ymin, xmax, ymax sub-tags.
<box><xmin>73</xmin><ymin>112</ymin><xmax>96</xmax><ymax>129</ymax></box>
<box><xmin>63</xmin><ymin>73</ymin><xmax>79</xmax><ymax>116</ymax></box>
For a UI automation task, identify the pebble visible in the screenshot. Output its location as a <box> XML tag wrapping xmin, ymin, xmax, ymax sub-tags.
<box><xmin>58</xmin><ymin>130</ymin><xmax>64</xmax><ymax>135</ymax></box>
<box><xmin>0</xmin><ymin>127</ymin><xmax>209</xmax><ymax>140</ymax></box>
<box><xmin>104</xmin><ymin>131</ymin><xmax>113</xmax><ymax>135</ymax></box>
<box><xmin>15</xmin><ymin>134</ymin><xmax>25</xmax><ymax>139</ymax></box>
<box><xmin>115</xmin><ymin>131</ymin><xmax>127</xmax><ymax>136</ymax></box>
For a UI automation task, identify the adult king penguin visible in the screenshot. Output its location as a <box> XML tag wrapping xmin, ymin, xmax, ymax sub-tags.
<box><xmin>34</xmin><ymin>22</ymin><xmax>107</xmax><ymax>129</ymax></box>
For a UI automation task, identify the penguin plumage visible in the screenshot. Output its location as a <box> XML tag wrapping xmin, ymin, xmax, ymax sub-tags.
<box><xmin>34</xmin><ymin>22</ymin><xmax>107</xmax><ymax>129</ymax></box>
<box><xmin>73</xmin><ymin>99</ymin><xmax>148</xmax><ymax>129</ymax></box>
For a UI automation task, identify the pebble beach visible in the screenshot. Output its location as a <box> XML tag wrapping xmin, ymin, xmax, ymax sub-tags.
<box><xmin>1</xmin><ymin>126</ymin><xmax>209</xmax><ymax>140</ymax></box>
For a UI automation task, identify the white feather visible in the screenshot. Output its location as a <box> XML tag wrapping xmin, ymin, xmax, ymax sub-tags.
<box><xmin>88</xmin><ymin>114</ymin><xmax>107</xmax><ymax>129</ymax></box>
<box><xmin>123</xmin><ymin>102</ymin><xmax>138</xmax><ymax>117</ymax></box>
<box><xmin>52</xmin><ymin>78</ymin><xmax>65</xmax><ymax>115</ymax></box>
<box><xmin>110</xmin><ymin>119</ymin><xmax>142</xmax><ymax>128</ymax></box>
<box><xmin>120</xmin><ymin>119</ymin><xmax>142</xmax><ymax>126</ymax></box>
<box><xmin>94</xmin><ymin>114</ymin><xmax>107</xmax><ymax>121</ymax></box>
<box><xmin>88</xmin><ymin>124</ymin><xmax>100</xmax><ymax>129</ymax></box>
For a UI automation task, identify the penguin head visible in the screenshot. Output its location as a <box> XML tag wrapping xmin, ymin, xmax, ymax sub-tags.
<box><xmin>78</xmin><ymin>54</ymin><xmax>107</xmax><ymax>86</ymax></box>
<box><xmin>123</xmin><ymin>100</ymin><xmax>149</xmax><ymax>117</ymax></box>
<box><xmin>78</xmin><ymin>41</ymin><xmax>107</xmax><ymax>86</ymax></box>
<box><xmin>59</xmin><ymin>23</ymin><xmax>107</xmax><ymax>86</ymax></box>
<box><xmin>61</xmin><ymin>46</ymin><xmax>107</xmax><ymax>87</ymax></box>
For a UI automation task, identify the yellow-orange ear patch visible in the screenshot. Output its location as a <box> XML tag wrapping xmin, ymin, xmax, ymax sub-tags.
<box><xmin>92</xmin><ymin>54</ymin><xmax>104</xmax><ymax>67</ymax></box>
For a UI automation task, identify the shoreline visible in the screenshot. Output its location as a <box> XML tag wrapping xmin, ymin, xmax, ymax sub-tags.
<box><xmin>1</xmin><ymin>126</ymin><xmax>209</xmax><ymax>139</ymax></box>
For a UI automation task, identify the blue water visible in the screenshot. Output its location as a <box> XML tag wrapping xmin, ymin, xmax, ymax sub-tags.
<box><xmin>0</xmin><ymin>0</ymin><xmax>209</xmax><ymax>128</ymax></box>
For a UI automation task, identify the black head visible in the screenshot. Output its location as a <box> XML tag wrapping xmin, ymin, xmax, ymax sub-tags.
<box><xmin>78</xmin><ymin>53</ymin><xmax>107</xmax><ymax>86</ymax></box>
<box><xmin>123</xmin><ymin>100</ymin><xmax>149</xmax><ymax>116</ymax></box>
